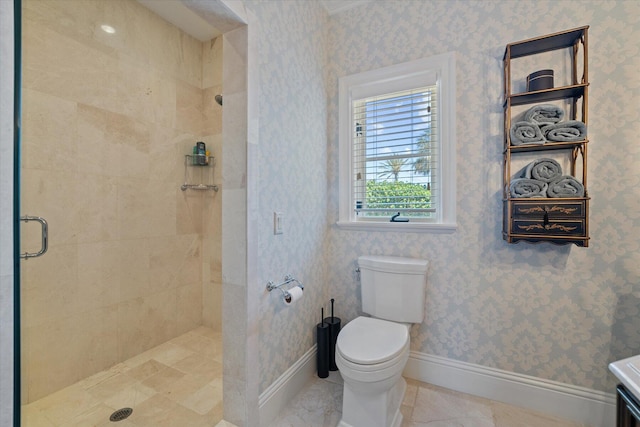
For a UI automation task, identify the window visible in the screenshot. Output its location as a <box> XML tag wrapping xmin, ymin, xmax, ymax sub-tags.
<box><xmin>338</xmin><ymin>53</ymin><xmax>457</xmax><ymax>232</ymax></box>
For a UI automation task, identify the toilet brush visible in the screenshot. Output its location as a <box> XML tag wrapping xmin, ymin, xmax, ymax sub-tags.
<box><xmin>323</xmin><ymin>298</ymin><xmax>341</xmax><ymax>371</ymax></box>
<box><xmin>316</xmin><ymin>307</ymin><xmax>330</xmax><ymax>378</ymax></box>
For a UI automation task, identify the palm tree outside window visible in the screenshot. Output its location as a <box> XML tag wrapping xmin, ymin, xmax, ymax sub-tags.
<box><xmin>353</xmin><ymin>87</ymin><xmax>436</xmax><ymax>218</ymax></box>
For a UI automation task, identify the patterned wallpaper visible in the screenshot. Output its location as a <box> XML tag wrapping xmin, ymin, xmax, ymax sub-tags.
<box><xmin>326</xmin><ymin>0</ymin><xmax>640</xmax><ymax>393</ymax></box>
<box><xmin>248</xmin><ymin>1</ymin><xmax>330</xmax><ymax>393</ymax></box>
<box><xmin>251</xmin><ymin>0</ymin><xmax>639</xmax><ymax>396</ymax></box>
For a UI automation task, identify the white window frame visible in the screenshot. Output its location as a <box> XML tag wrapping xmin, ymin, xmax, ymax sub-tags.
<box><xmin>337</xmin><ymin>52</ymin><xmax>457</xmax><ymax>232</ymax></box>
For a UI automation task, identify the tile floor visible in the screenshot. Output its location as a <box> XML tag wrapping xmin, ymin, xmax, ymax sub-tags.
<box><xmin>23</xmin><ymin>328</ymin><xmax>584</xmax><ymax>427</ymax></box>
<box><xmin>269</xmin><ymin>371</ymin><xmax>586</xmax><ymax>427</ymax></box>
<box><xmin>22</xmin><ymin>326</ymin><xmax>223</xmax><ymax>427</ymax></box>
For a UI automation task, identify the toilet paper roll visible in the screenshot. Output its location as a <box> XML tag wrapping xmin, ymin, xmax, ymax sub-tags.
<box><xmin>284</xmin><ymin>286</ymin><xmax>303</xmax><ymax>305</ymax></box>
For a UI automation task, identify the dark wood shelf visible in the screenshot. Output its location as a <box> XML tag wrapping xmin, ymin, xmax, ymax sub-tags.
<box><xmin>503</xmin><ymin>196</ymin><xmax>590</xmax><ymax>203</ymax></box>
<box><xmin>504</xmin><ymin>26</ymin><xmax>588</xmax><ymax>59</ymax></box>
<box><xmin>505</xmin><ymin>84</ymin><xmax>588</xmax><ymax>107</ymax></box>
<box><xmin>502</xmin><ymin>27</ymin><xmax>590</xmax><ymax>247</ymax></box>
<box><xmin>503</xmin><ymin>233</ymin><xmax>590</xmax><ymax>247</ymax></box>
<box><xmin>505</xmin><ymin>139</ymin><xmax>588</xmax><ymax>154</ymax></box>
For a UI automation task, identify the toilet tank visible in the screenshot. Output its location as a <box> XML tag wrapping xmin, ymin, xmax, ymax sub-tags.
<box><xmin>358</xmin><ymin>255</ymin><xmax>429</xmax><ymax>323</ymax></box>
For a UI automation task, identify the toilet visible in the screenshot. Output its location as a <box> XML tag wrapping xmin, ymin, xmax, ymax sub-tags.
<box><xmin>335</xmin><ymin>255</ymin><xmax>429</xmax><ymax>427</ymax></box>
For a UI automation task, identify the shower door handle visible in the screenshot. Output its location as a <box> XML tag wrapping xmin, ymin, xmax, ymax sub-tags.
<box><xmin>20</xmin><ymin>215</ymin><xmax>48</xmax><ymax>259</ymax></box>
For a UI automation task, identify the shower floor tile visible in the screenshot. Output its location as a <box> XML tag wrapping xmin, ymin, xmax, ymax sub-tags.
<box><xmin>22</xmin><ymin>327</ymin><xmax>223</xmax><ymax>427</ymax></box>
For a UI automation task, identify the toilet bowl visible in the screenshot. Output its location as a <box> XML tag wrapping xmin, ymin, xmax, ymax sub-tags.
<box><xmin>335</xmin><ymin>256</ymin><xmax>429</xmax><ymax>427</ymax></box>
<box><xmin>335</xmin><ymin>316</ymin><xmax>411</xmax><ymax>427</ymax></box>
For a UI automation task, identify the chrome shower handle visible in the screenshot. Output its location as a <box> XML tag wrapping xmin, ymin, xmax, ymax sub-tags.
<box><xmin>20</xmin><ymin>215</ymin><xmax>48</xmax><ymax>259</ymax></box>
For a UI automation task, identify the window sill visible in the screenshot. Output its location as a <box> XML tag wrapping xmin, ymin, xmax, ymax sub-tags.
<box><xmin>336</xmin><ymin>221</ymin><xmax>457</xmax><ymax>233</ymax></box>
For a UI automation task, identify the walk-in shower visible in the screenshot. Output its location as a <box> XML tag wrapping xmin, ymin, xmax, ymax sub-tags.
<box><xmin>17</xmin><ymin>0</ymin><xmax>230</xmax><ymax>424</ymax></box>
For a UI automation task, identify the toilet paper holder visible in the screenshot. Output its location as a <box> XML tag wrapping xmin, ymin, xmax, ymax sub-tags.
<box><xmin>266</xmin><ymin>274</ymin><xmax>304</xmax><ymax>303</ymax></box>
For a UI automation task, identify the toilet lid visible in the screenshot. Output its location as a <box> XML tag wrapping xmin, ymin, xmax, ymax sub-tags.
<box><xmin>337</xmin><ymin>317</ymin><xmax>409</xmax><ymax>365</ymax></box>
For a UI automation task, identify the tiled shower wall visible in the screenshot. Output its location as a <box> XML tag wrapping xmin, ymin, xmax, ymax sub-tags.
<box><xmin>20</xmin><ymin>0</ymin><xmax>222</xmax><ymax>403</ymax></box>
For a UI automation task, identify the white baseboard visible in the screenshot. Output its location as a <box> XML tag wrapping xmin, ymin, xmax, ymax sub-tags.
<box><xmin>404</xmin><ymin>351</ymin><xmax>616</xmax><ymax>427</ymax></box>
<box><xmin>258</xmin><ymin>347</ymin><xmax>617</xmax><ymax>427</ymax></box>
<box><xmin>259</xmin><ymin>345</ymin><xmax>317</xmax><ymax>427</ymax></box>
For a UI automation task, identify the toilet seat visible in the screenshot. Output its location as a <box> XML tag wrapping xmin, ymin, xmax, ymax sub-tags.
<box><xmin>336</xmin><ymin>316</ymin><xmax>409</xmax><ymax>365</ymax></box>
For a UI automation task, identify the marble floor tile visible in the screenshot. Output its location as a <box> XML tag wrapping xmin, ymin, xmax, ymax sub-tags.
<box><xmin>409</xmin><ymin>381</ymin><xmax>494</xmax><ymax>424</ymax></box>
<box><xmin>491</xmin><ymin>400</ymin><xmax>584</xmax><ymax>427</ymax></box>
<box><xmin>25</xmin><ymin>327</ymin><xmax>584</xmax><ymax>427</ymax></box>
<box><xmin>269</xmin><ymin>374</ymin><xmax>585</xmax><ymax>427</ymax></box>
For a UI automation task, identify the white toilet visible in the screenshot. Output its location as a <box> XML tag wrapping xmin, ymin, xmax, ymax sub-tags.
<box><xmin>335</xmin><ymin>255</ymin><xmax>429</xmax><ymax>427</ymax></box>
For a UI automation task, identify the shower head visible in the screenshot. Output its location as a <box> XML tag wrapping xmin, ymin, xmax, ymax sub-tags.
<box><xmin>214</xmin><ymin>94</ymin><xmax>223</xmax><ymax>106</ymax></box>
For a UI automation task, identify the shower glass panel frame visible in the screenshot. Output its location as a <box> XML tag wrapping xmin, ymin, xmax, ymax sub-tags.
<box><xmin>13</xmin><ymin>0</ymin><xmax>23</xmax><ymax>425</ymax></box>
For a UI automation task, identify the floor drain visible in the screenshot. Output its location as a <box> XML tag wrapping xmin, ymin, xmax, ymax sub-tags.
<box><xmin>109</xmin><ymin>408</ymin><xmax>133</xmax><ymax>422</ymax></box>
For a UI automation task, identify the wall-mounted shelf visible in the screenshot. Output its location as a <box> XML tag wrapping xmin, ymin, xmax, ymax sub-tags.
<box><xmin>505</xmin><ymin>139</ymin><xmax>587</xmax><ymax>154</ymax></box>
<box><xmin>182</xmin><ymin>154</ymin><xmax>218</xmax><ymax>192</ymax></box>
<box><xmin>505</xmin><ymin>83</ymin><xmax>587</xmax><ymax>107</ymax></box>
<box><xmin>181</xmin><ymin>183</ymin><xmax>219</xmax><ymax>191</ymax></box>
<box><xmin>186</xmin><ymin>154</ymin><xmax>213</xmax><ymax>167</ymax></box>
<box><xmin>505</xmin><ymin>27</ymin><xmax>586</xmax><ymax>59</ymax></box>
<box><xmin>502</xmin><ymin>26</ymin><xmax>590</xmax><ymax>247</ymax></box>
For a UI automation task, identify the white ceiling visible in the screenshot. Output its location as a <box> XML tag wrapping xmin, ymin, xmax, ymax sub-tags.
<box><xmin>136</xmin><ymin>0</ymin><xmax>371</xmax><ymax>42</ymax></box>
<box><xmin>137</xmin><ymin>0</ymin><xmax>223</xmax><ymax>41</ymax></box>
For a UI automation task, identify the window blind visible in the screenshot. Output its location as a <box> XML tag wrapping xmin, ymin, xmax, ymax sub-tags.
<box><xmin>352</xmin><ymin>86</ymin><xmax>438</xmax><ymax>219</ymax></box>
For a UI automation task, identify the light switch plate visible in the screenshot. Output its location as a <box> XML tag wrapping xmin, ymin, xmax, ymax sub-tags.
<box><xmin>274</xmin><ymin>212</ymin><xmax>284</xmax><ymax>235</ymax></box>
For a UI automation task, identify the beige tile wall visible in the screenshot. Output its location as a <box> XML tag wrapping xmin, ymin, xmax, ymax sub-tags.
<box><xmin>20</xmin><ymin>0</ymin><xmax>222</xmax><ymax>403</ymax></box>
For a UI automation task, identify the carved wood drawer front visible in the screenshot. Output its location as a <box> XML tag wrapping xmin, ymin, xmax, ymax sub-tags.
<box><xmin>511</xmin><ymin>201</ymin><xmax>586</xmax><ymax>218</ymax></box>
<box><xmin>512</xmin><ymin>219</ymin><xmax>586</xmax><ymax>236</ymax></box>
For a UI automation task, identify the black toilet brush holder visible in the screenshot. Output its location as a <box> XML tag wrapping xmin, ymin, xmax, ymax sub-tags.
<box><xmin>323</xmin><ymin>298</ymin><xmax>341</xmax><ymax>371</ymax></box>
<box><xmin>316</xmin><ymin>307</ymin><xmax>330</xmax><ymax>378</ymax></box>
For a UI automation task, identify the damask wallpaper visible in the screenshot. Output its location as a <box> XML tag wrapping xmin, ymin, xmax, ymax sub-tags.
<box><xmin>326</xmin><ymin>0</ymin><xmax>640</xmax><ymax>393</ymax></box>
<box><xmin>250</xmin><ymin>0</ymin><xmax>639</xmax><ymax>397</ymax></box>
<box><xmin>250</xmin><ymin>0</ymin><xmax>330</xmax><ymax>393</ymax></box>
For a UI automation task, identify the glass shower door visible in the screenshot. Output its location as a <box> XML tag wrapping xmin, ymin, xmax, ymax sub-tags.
<box><xmin>19</xmin><ymin>1</ymin><xmax>227</xmax><ymax>425</ymax></box>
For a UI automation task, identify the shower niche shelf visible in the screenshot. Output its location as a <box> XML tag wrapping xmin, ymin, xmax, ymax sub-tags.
<box><xmin>181</xmin><ymin>154</ymin><xmax>219</xmax><ymax>192</ymax></box>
